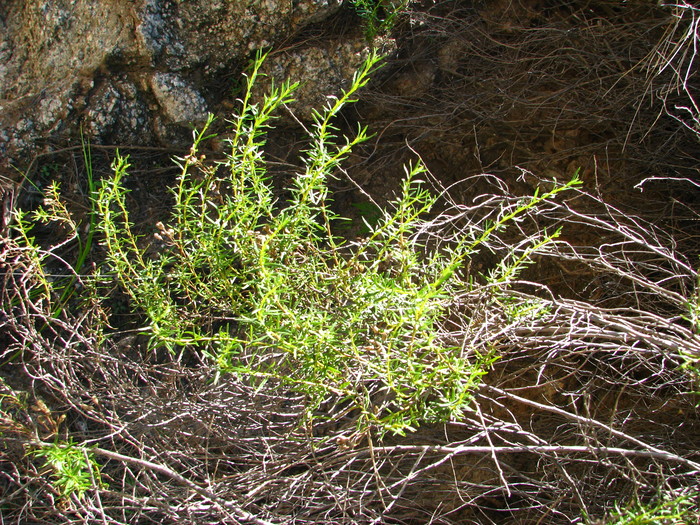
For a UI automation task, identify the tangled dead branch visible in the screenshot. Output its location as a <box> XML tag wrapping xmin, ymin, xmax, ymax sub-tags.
<box><xmin>2</xmin><ymin>1</ymin><xmax>700</xmax><ymax>523</ymax></box>
<box><xmin>3</xmin><ymin>167</ymin><xmax>700</xmax><ymax>523</ymax></box>
<box><xmin>354</xmin><ymin>0</ymin><xmax>699</xmax><ymax>209</ymax></box>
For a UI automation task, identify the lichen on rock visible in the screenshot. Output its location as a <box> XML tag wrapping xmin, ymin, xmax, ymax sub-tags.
<box><xmin>150</xmin><ymin>73</ymin><xmax>208</xmax><ymax>125</ymax></box>
<box><xmin>0</xmin><ymin>0</ymin><xmax>354</xmax><ymax>176</ymax></box>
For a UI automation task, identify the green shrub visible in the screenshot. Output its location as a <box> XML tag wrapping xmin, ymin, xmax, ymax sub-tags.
<box><xmin>25</xmin><ymin>50</ymin><xmax>579</xmax><ymax>436</ymax></box>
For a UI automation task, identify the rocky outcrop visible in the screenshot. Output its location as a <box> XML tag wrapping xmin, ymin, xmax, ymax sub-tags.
<box><xmin>0</xmin><ymin>0</ymin><xmax>370</xmax><ymax>177</ymax></box>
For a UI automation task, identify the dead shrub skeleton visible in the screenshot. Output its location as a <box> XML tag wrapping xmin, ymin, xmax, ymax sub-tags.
<box><xmin>2</xmin><ymin>1</ymin><xmax>700</xmax><ymax>523</ymax></box>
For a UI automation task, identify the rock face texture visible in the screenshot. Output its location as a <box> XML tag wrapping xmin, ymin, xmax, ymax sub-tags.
<box><xmin>0</xmin><ymin>0</ymin><xmax>368</xmax><ymax>176</ymax></box>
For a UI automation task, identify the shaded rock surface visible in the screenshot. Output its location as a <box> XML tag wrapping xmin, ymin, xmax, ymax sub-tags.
<box><xmin>0</xmin><ymin>0</ymin><xmax>362</xmax><ymax>177</ymax></box>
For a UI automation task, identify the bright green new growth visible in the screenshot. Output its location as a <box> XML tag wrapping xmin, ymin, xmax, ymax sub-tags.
<box><xmin>347</xmin><ymin>0</ymin><xmax>411</xmax><ymax>39</ymax></box>
<box><xmin>94</xmin><ymin>50</ymin><xmax>579</xmax><ymax>435</ymax></box>
<box><xmin>32</xmin><ymin>441</ymin><xmax>103</xmax><ymax>501</ymax></box>
<box><xmin>601</xmin><ymin>491</ymin><xmax>699</xmax><ymax>525</ymax></box>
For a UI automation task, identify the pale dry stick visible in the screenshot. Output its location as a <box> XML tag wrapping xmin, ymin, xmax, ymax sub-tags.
<box><xmin>306</xmin><ymin>436</ymin><xmax>356</xmax><ymax>517</ymax></box>
<box><xmin>656</xmin><ymin>2</ymin><xmax>700</xmax><ymax>91</ymax></box>
<box><xmin>378</xmin><ymin>424</ymin><xmax>520</xmax><ymax>503</ymax></box>
<box><xmin>366</xmin><ymin>443</ymin><xmax>700</xmax><ymax>470</ymax></box>
<box><xmin>26</xmin><ymin>441</ymin><xmax>278</xmax><ymax>525</ymax></box>
<box><xmin>83</xmin><ymin>448</ymin><xmax>109</xmax><ymax>525</ymax></box>
<box><xmin>473</xmin><ymin>401</ymin><xmax>510</xmax><ymax>497</ymax></box>
<box><xmin>499</xmin><ymin>289</ymin><xmax>700</xmax><ymax>361</ymax></box>
<box><xmin>558</xmin><ymin>196</ymin><xmax>694</xmax><ymax>274</ymax></box>
<box><xmin>0</xmin><ymin>483</ymin><xmax>33</xmax><ymax>510</ymax></box>
<box><xmin>381</xmin><ymin>446</ymin><xmax>428</xmax><ymax>514</ymax></box>
<box><xmin>478</xmin><ymin>385</ymin><xmax>700</xmax><ymax>472</ymax></box>
<box><xmin>549</xmin><ymin>449</ymin><xmax>589</xmax><ymax>517</ymax></box>
<box><xmin>366</xmin><ymin>434</ymin><xmax>389</xmax><ymax>509</ymax></box>
<box><xmin>635</xmin><ymin>176</ymin><xmax>700</xmax><ymax>191</ymax></box>
<box><xmin>467</xmin><ymin>403</ymin><xmax>591</xmax><ymax>512</ymax></box>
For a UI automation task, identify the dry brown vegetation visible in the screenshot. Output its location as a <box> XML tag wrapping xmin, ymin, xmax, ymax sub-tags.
<box><xmin>2</xmin><ymin>1</ymin><xmax>700</xmax><ymax>523</ymax></box>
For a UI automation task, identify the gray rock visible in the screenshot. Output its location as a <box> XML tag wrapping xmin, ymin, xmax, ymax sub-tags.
<box><xmin>0</xmin><ymin>0</ymin><xmax>354</xmax><ymax>177</ymax></box>
<box><xmin>85</xmin><ymin>78</ymin><xmax>152</xmax><ymax>144</ymax></box>
<box><xmin>151</xmin><ymin>73</ymin><xmax>208</xmax><ymax>125</ymax></box>
<box><xmin>258</xmin><ymin>38</ymin><xmax>372</xmax><ymax>122</ymax></box>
